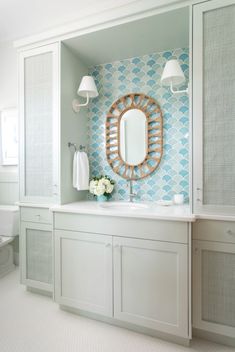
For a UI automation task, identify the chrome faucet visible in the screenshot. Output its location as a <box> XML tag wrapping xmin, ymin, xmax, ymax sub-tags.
<box><xmin>128</xmin><ymin>180</ymin><xmax>136</xmax><ymax>202</ymax></box>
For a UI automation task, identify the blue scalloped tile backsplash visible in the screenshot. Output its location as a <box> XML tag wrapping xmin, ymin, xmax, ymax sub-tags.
<box><xmin>88</xmin><ymin>48</ymin><xmax>189</xmax><ymax>202</ymax></box>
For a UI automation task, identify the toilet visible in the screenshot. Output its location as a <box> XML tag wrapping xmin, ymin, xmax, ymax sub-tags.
<box><xmin>0</xmin><ymin>205</ymin><xmax>19</xmax><ymax>278</ymax></box>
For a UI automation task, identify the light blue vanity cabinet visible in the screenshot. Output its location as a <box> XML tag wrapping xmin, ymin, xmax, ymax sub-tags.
<box><xmin>53</xmin><ymin>211</ymin><xmax>191</xmax><ymax>341</ymax></box>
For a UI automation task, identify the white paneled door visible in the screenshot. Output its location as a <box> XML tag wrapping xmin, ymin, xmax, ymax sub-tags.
<box><xmin>55</xmin><ymin>230</ymin><xmax>113</xmax><ymax>317</ymax></box>
<box><xmin>113</xmin><ymin>236</ymin><xmax>189</xmax><ymax>338</ymax></box>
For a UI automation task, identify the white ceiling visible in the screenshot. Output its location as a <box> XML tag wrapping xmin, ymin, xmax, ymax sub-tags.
<box><xmin>0</xmin><ymin>0</ymin><xmax>138</xmax><ymax>42</ymax></box>
<box><xmin>64</xmin><ymin>7</ymin><xmax>189</xmax><ymax>66</ymax></box>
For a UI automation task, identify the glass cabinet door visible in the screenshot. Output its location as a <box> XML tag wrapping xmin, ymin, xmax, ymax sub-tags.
<box><xmin>21</xmin><ymin>222</ymin><xmax>53</xmax><ymax>292</ymax></box>
<box><xmin>193</xmin><ymin>240</ymin><xmax>235</xmax><ymax>337</ymax></box>
<box><xmin>19</xmin><ymin>43</ymin><xmax>59</xmax><ymax>203</ymax></box>
<box><xmin>193</xmin><ymin>0</ymin><xmax>235</xmax><ymax>215</ymax></box>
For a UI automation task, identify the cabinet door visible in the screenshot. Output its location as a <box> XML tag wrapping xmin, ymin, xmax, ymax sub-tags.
<box><xmin>20</xmin><ymin>222</ymin><xmax>53</xmax><ymax>292</ymax></box>
<box><xmin>55</xmin><ymin>230</ymin><xmax>113</xmax><ymax>317</ymax></box>
<box><xmin>193</xmin><ymin>240</ymin><xmax>235</xmax><ymax>337</ymax></box>
<box><xmin>193</xmin><ymin>0</ymin><xmax>235</xmax><ymax>215</ymax></box>
<box><xmin>19</xmin><ymin>43</ymin><xmax>59</xmax><ymax>203</ymax></box>
<box><xmin>113</xmin><ymin>237</ymin><xmax>189</xmax><ymax>338</ymax></box>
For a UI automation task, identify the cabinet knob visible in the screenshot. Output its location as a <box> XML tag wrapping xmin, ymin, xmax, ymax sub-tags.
<box><xmin>36</xmin><ymin>214</ymin><xmax>41</xmax><ymax>220</ymax></box>
<box><xmin>196</xmin><ymin>187</ymin><xmax>202</xmax><ymax>203</ymax></box>
<box><xmin>227</xmin><ymin>230</ymin><xmax>235</xmax><ymax>236</ymax></box>
<box><xmin>105</xmin><ymin>243</ymin><xmax>112</xmax><ymax>248</ymax></box>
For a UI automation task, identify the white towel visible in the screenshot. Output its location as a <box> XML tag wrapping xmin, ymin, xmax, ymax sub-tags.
<box><xmin>73</xmin><ymin>151</ymin><xmax>89</xmax><ymax>190</ymax></box>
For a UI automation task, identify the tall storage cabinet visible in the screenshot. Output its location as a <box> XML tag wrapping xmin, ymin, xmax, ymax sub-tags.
<box><xmin>19</xmin><ymin>43</ymin><xmax>60</xmax><ymax>204</ymax></box>
<box><xmin>18</xmin><ymin>42</ymin><xmax>88</xmax><ymax>293</ymax></box>
<box><xmin>193</xmin><ymin>0</ymin><xmax>235</xmax><ymax>216</ymax></box>
<box><xmin>192</xmin><ymin>0</ymin><xmax>235</xmax><ymax>343</ymax></box>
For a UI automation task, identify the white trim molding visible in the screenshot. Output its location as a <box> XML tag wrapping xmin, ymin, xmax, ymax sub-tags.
<box><xmin>14</xmin><ymin>0</ymin><xmax>205</xmax><ymax>50</ymax></box>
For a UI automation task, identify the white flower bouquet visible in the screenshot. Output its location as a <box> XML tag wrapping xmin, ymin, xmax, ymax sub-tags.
<box><xmin>89</xmin><ymin>175</ymin><xmax>115</xmax><ymax>200</ymax></box>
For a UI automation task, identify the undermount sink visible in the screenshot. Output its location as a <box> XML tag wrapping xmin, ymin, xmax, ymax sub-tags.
<box><xmin>98</xmin><ymin>202</ymin><xmax>150</xmax><ymax>210</ymax></box>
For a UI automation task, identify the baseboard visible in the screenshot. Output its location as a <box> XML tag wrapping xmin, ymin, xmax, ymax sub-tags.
<box><xmin>27</xmin><ymin>286</ymin><xmax>53</xmax><ymax>298</ymax></box>
<box><xmin>14</xmin><ymin>252</ymin><xmax>19</xmax><ymax>265</ymax></box>
<box><xmin>193</xmin><ymin>328</ymin><xmax>235</xmax><ymax>348</ymax></box>
<box><xmin>60</xmin><ymin>305</ymin><xmax>191</xmax><ymax>347</ymax></box>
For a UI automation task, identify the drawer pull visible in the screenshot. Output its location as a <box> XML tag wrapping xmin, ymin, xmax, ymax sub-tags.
<box><xmin>227</xmin><ymin>230</ymin><xmax>235</xmax><ymax>236</ymax></box>
<box><xmin>105</xmin><ymin>243</ymin><xmax>112</xmax><ymax>248</ymax></box>
<box><xmin>36</xmin><ymin>214</ymin><xmax>41</xmax><ymax>220</ymax></box>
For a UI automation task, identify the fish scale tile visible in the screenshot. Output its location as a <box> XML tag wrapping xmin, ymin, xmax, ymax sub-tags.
<box><xmin>88</xmin><ymin>47</ymin><xmax>189</xmax><ymax>202</ymax></box>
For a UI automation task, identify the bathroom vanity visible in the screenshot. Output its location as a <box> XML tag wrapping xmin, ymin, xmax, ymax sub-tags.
<box><xmin>16</xmin><ymin>0</ymin><xmax>235</xmax><ymax>348</ymax></box>
<box><xmin>51</xmin><ymin>202</ymin><xmax>194</xmax><ymax>344</ymax></box>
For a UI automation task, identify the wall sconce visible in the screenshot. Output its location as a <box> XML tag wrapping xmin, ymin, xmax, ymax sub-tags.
<box><xmin>161</xmin><ymin>59</ymin><xmax>188</xmax><ymax>94</ymax></box>
<box><xmin>72</xmin><ymin>75</ymin><xmax>98</xmax><ymax>112</ymax></box>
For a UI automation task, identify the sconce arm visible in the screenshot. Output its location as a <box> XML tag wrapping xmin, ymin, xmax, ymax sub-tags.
<box><xmin>170</xmin><ymin>82</ymin><xmax>189</xmax><ymax>95</ymax></box>
<box><xmin>72</xmin><ymin>93</ymin><xmax>90</xmax><ymax>112</ymax></box>
<box><xmin>77</xmin><ymin>93</ymin><xmax>90</xmax><ymax>107</ymax></box>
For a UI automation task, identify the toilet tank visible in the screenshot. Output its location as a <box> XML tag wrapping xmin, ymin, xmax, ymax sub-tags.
<box><xmin>0</xmin><ymin>205</ymin><xmax>19</xmax><ymax>237</ymax></box>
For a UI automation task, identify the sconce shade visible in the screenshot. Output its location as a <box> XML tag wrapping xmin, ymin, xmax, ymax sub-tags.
<box><xmin>77</xmin><ymin>76</ymin><xmax>98</xmax><ymax>98</ymax></box>
<box><xmin>161</xmin><ymin>59</ymin><xmax>185</xmax><ymax>86</ymax></box>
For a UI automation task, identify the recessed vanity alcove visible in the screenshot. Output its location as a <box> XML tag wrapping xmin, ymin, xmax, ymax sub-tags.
<box><xmin>16</xmin><ymin>0</ymin><xmax>235</xmax><ymax>348</ymax></box>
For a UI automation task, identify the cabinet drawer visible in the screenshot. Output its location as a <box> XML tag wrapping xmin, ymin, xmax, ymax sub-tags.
<box><xmin>21</xmin><ymin>207</ymin><xmax>52</xmax><ymax>224</ymax></box>
<box><xmin>193</xmin><ymin>220</ymin><xmax>235</xmax><ymax>243</ymax></box>
<box><xmin>54</xmin><ymin>212</ymin><xmax>188</xmax><ymax>243</ymax></box>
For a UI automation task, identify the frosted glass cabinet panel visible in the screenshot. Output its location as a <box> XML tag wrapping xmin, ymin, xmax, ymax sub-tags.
<box><xmin>193</xmin><ymin>240</ymin><xmax>235</xmax><ymax>337</ymax></box>
<box><xmin>21</xmin><ymin>222</ymin><xmax>53</xmax><ymax>292</ymax></box>
<box><xmin>24</xmin><ymin>53</ymin><xmax>53</xmax><ymax>197</ymax></box>
<box><xmin>26</xmin><ymin>228</ymin><xmax>52</xmax><ymax>284</ymax></box>
<box><xmin>19</xmin><ymin>44</ymin><xmax>59</xmax><ymax>203</ymax></box>
<box><xmin>193</xmin><ymin>0</ymin><xmax>235</xmax><ymax>215</ymax></box>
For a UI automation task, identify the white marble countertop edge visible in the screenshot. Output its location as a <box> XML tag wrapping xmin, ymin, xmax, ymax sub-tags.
<box><xmin>50</xmin><ymin>201</ymin><xmax>196</xmax><ymax>222</ymax></box>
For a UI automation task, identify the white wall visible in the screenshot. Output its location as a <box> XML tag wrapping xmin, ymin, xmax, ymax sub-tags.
<box><xmin>60</xmin><ymin>43</ymin><xmax>88</xmax><ymax>203</ymax></box>
<box><xmin>0</xmin><ymin>41</ymin><xmax>19</xmax><ymax>204</ymax></box>
<box><xmin>0</xmin><ymin>41</ymin><xmax>17</xmax><ymax>109</ymax></box>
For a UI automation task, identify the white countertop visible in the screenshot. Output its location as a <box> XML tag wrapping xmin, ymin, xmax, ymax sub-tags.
<box><xmin>50</xmin><ymin>201</ymin><xmax>195</xmax><ymax>222</ymax></box>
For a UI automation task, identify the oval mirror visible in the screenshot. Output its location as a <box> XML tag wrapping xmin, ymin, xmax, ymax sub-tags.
<box><xmin>120</xmin><ymin>109</ymin><xmax>147</xmax><ymax>165</ymax></box>
<box><xmin>106</xmin><ymin>93</ymin><xmax>163</xmax><ymax>180</ymax></box>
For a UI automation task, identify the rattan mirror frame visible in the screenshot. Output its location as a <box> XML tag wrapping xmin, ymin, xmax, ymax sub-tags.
<box><xmin>106</xmin><ymin>93</ymin><xmax>163</xmax><ymax>180</ymax></box>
